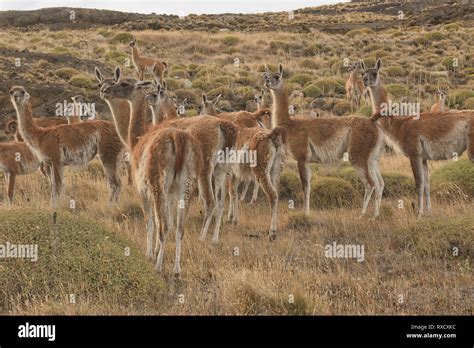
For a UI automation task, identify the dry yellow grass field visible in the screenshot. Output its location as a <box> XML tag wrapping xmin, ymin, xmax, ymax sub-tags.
<box><xmin>0</xmin><ymin>3</ymin><xmax>473</xmax><ymax>316</ymax></box>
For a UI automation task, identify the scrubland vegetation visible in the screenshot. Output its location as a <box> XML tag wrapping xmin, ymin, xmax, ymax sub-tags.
<box><xmin>0</xmin><ymin>2</ymin><xmax>472</xmax><ymax>315</ymax></box>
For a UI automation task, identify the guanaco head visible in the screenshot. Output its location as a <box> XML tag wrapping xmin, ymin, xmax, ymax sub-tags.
<box><xmin>200</xmin><ymin>93</ymin><xmax>221</xmax><ymax>115</ymax></box>
<box><xmin>71</xmin><ymin>95</ymin><xmax>85</xmax><ymax>104</ymax></box>
<box><xmin>100</xmin><ymin>66</ymin><xmax>154</xmax><ymax>102</ymax></box>
<box><xmin>346</xmin><ymin>62</ymin><xmax>359</xmax><ymax>73</ymax></box>
<box><xmin>359</xmin><ymin>58</ymin><xmax>381</xmax><ymax>88</ymax></box>
<box><xmin>129</xmin><ymin>38</ymin><xmax>137</xmax><ymax>48</ymax></box>
<box><xmin>263</xmin><ymin>63</ymin><xmax>284</xmax><ymax>91</ymax></box>
<box><xmin>9</xmin><ymin>86</ymin><xmax>30</xmax><ymax>109</ymax></box>
<box><xmin>174</xmin><ymin>97</ymin><xmax>187</xmax><ymax>116</ymax></box>
<box><xmin>96</xmin><ymin>66</ymin><xmax>122</xmax><ymax>100</ymax></box>
<box><xmin>145</xmin><ymin>80</ymin><xmax>173</xmax><ymax>107</ymax></box>
<box><xmin>253</xmin><ymin>109</ymin><xmax>272</xmax><ymax>129</ymax></box>
<box><xmin>437</xmin><ymin>85</ymin><xmax>449</xmax><ymax>101</ymax></box>
<box><xmin>253</xmin><ymin>89</ymin><xmax>265</xmax><ymax>108</ymax></box>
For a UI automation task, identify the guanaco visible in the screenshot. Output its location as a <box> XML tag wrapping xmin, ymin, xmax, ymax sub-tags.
<box><xmin>101</xmin><ymin>76</ymin><xmax>202</xmax><ymax>274</ymax></box>
<box><xmin>101</xmin><ymin>73</ymin><xmax>238</xmax><ymax>245</ymax></box>
<box><xmin>345</xmin><ymin>62</ymin><xmax>367</xmax><ymax>112</ymax></box>
<box><xmin>226</xmin><ymin>125</ymin><xmax>286</xmax><ymax>238</ymax></box>
<box><xmin>254</xmin><ymin>90</ymin><xmax>266</xmax><ymax>111</ymax></box>
<box><xmin>264</xmin><ymin>63</ymin><xmax>385</xmax><ymax>218</ymax></box>
<box><xmin>10</xmin><ymin>86</ymin><xmax>124</xmax><ymax>208</ymax></box>
<box><xmin>129</xmin><ymin>38</ymin><xmax>167</xmax><ymax>83</ymax></box>
<box><xmin>430</xmin><ymin>85</ymin><xmax>449</xmax><ymax>113</ymax></box>
<box><xmin>360</xmin><ymin>58</ymin><xmax>474</xmax><ymax>216</ymax></box>
<box><xmin>6</xmin><ymin>117</ymin><xmax>68</xmax><ymax>142</ymax></box>
<box><xmin>0</xmin><ymin>141</ymin><xmax>40</xmax><ymax>205</ymax></box>
<box><xmin>200</xmin><ymin>93</ymin><xmax>273</xmax><ymax>203</ymax></box>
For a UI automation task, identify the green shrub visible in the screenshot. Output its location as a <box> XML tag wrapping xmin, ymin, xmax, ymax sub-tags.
<box><xmin>299</xmin><ymin>58</ymin><xmax>321</xmax><ymax>70</ymax></box>
<box><xmin>302</xmin><ymin>84</ymin><xmax>323</xmax><ymax>98</ymax></box>
<box><xmin>384</xmin><ymin>65</ymin><xmax>405</xmax><ymax>77</ymax></box>
<box><xmin>279</xmin><ymin>169</ymin><xmax>301</xmax><ymax>201</ymax></box>
<box><xmin>392</xmin><ymin>216</ymin><xmax>473</xmax><ymax>258</ymax></box>
<box><xmin>221</xmin><ymin>35</ymin><xmax>240</xmax><ymax>46</ymax></box>
<box><xmin>357</xmin><ymin>105</ymin><xmax>372</xmax><ymax>117</ymax></box>
<box><xmin>442</xmin><ymin>56</ymin><xmax>460</xmax><ymax>71</ymax></box>
<box><xmin>169</xmin><ymin>69</ymin><xmax>189</xmax><ymax>79</ymax></box>
<box><xmin>55</xmin><ymin>67</ymin><xmax>79</xmax><ymax>79</ymax></box>
<box><xmin>233</xmin><ymin>86</ymin><xmax>254</xmax><ymax>102</ymax></box>
<box><xmin>448</xmin><ymin>89</ymin><xmax>474</xmax><ymax>108</ymax></box>
<box><xmin>441</xmin><ymin>23</ymin><xmax>460</xmax><ymax>31</ymax></box>
<box><xmin>310</xmin><ymin>176</ymin><xmax>360</xmax><ymax>209</ymax></box>
<box><xmin>424</xmin><ymin>31</ymin><xmax>444</xmax><ymax>41</ymax></box>
<box><xmin>105</xmin><ymin>50</ymin><xmax>128</xmax><ymax>65</ymax></box>
<box><xmin>207</xmin><ymin>86</ymin><xmax>232</xmax><ymax>100</ymax></box>
<box><xmin>0</xmin><ymin>209</ymin><xmax>163</xmax><ymax>312</ymax></box>
<box><xmin>431</xmin><ymin>159</ymin><xmax>474</xmax><ymax>199</ymax></box>
<box><xmin>345</xmin><ymin>28</ymin><xmax>375</xmax><ymax>38</ymax></box>
<box><xmin>386</xmin><ymin>84</ymin><xmax>409</xmax><ymax>98</ymax></box>
<box><xmin>463</xmin><ymin>97</ymin><xmax>474</xmax><ymax>109</ymax></box>
<box><xmin>111</xmin><ymin>32</ymin><xmax>134</xmax><ymax>44</ymax></box>
<box><xmin>174</xmin><ymin>89</ymin><xmax>199</xmax><ymax>105</ymax></box>
<box><xmin>381</xmin><ymin>172</ymin><xmax>415</xmax><ymax>198</ymax></box>
<box><xmin>314</xmin><ymin>79</ymin><xmax>345</xmax><ymax>95</ymax></box>
<box><xmin>287</xmin><ymin>212</ymin><xmax>314</xmax><ymax>232</ymax></box>
<box><xmin>289</xmin><ymin>74</ymin><xmax>313</xmax><ymax>87</ymax></box>
<box><xmin>69</xmin><ymin>74</ymin><xmax>96</xmax><ymax>89</ymax></box>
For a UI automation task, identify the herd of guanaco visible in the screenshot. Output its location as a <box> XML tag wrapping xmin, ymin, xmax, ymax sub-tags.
<box><xmin>2</xmin><ymin>36</ymin><xmax>473</xmax><ymax>275</ymax></box>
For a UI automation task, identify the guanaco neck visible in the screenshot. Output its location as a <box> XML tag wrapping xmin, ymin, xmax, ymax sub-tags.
<box><xmin>131</xmin><ymin>46</ymin><xmax>141</xmax><ymax>65</ymax></box>
<box><xmin>128</xmin><ymin>94</ymin><xmax>148</xmax><ymax>150</ymax></box>
<box><xmin>367</xmin><ymin>79</ymin><xmax>388</xmax><ymax>115</ymax></box>
<box><xmin>270</xmin><ymin>84</ymin><xmax>291</xmax><ymax>127</ymax></box>
<box><xmin>367</xmin><ymin>79</ymin><xmax>405</xmax><ymax>137</ymax></box>
<box><xmin>68</xmin><ymin>102</ymin><xmax>82</xmax><ymax>125</ymax></box>
<box><xmin>163</xmin><ymin>98</ymin><xmax>178</xmax><ymax>120</ymax></box>
<box><xmin>105</xmin><ymin>98</ymin><xmax>130</xmax><ymax>146</ymax></box>
<box><xmin>13</xmin><ymin>101</ymin><xmax>40</xmax><ymax>142</ymax></box>
<box><xmin>438</xmin><ymin>96</ymin><xmax>446</xmax><ymax>111</ymax></box>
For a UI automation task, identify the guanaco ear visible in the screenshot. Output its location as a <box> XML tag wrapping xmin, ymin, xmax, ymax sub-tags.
<box><xmin>95</xmin><ymin>67</ymin><xmax>103</xmax><ymax>82</ymax></box>
<box><xmin>154</xmin><ymin>80</ymin><xmax>162</xmax><ymax>93</ymax></box>
<box><xmin>375</xmin><ymin>58</ymin><xmax>382</xmax><ymax>72</ymax></box>
<box><xmin>172</xmin><ymin>97</ymin><xmax>178</xmax><ymax>108</ymax></box>
<box><xmin>136</xmin><ymin>80</ymin><xmax>155</xmax><ymax>90</ymax></box>
<box><xmin>182</xmin><ymin>98</ymin><xmax>188</xmax><ymax>106</ymax></box>
<box><xmin>5</xmin><ymin>120</ymin><xmax>18</xmax><ymax>134</ymax></box>
<box><xmin>162</xmin><ymin>80</ymin><xmax>167</xmax><ymax>92</ymax></box>
<box><xmin>202</xmin><ymin>94</ymin><xmax>208</xmax><ymax>103</ymax></box>
<box><xmin>114</xmin><ymin>66</ymin><xmax>121</xmax><ymax>82</ymax></box>
<box><xmin>278</xmin><ymin>63</ymin><xmax>283</xmax><ymax>77</ymax></box>
<box><xmin>264</xmin><ymin>64</ymin><xmax>271</xmax><ymax>74</ymax></box>
<box><xmin>358</xmin><ymin>60</ymin><xmax>367</xmax><ymax>71</ymax></box>
<box><xmin>213</xmin><ymin>94</ymin><xmax>222</xmax><ymax>105</ymax></box>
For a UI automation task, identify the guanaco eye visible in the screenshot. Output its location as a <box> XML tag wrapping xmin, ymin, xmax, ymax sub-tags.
<box><xmin>120</xmin><ymin>82</ymin><xmax>129</xmax><ymax>87</ymax></box>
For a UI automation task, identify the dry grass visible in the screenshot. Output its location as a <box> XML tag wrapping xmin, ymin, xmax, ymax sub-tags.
<box><xmin>0</xmin><ymin>5</ymin><xmax>473</xmax><ymax>315</ymax></box>
<box><xmin>0</xmin><ymin>155</ymin><xmax>472</xmax><ymax>315</ymax></box>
